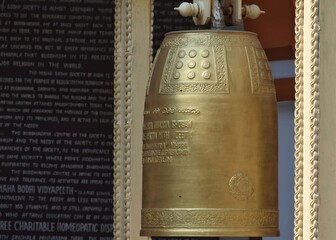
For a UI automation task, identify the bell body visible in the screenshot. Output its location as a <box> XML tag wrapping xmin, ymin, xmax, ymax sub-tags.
<box><xmin>141</xmin><ymin>30</ymin><xmax>279</xmax><ymax>237</ymax></box>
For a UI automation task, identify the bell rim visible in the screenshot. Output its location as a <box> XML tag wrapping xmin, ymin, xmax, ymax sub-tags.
<box><xmin>164</xmin><ymin>29</ymin><xmax>258</xmax><ymax>37</ymax></box>
<box><xmin>140</xmin><ymin>227</ymin><xmax>280</xmax><ymax>237</ymax></box>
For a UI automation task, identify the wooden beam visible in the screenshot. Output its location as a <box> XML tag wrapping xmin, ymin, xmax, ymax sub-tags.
<box><xmin>275</xmin><ymin>77</ymin><xmax>295</xmax><ymax>102</ymax></box>
<box><xmin>264</xmin><ymin>46</ymin><xmax>295</xmax><ymax>61</ymax></box>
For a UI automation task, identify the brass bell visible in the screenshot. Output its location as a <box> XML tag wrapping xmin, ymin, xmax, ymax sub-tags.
<box><xmin>141</xmin><ymin>1</ymin><xmax>278</xmax><ymax>237</ymax></box>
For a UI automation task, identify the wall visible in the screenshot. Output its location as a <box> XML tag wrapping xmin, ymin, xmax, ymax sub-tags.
<box><xmin>319</xmin><ymin>0</ymin><xmax>336</xmax><ymax>239</ymax></box>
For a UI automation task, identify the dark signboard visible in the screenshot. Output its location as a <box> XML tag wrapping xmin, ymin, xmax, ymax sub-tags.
<box><xmin>0</xmin><ymin>0</ymin><xmax>114</xmax><ymax>239</ymax></box>
<box><xmin>152</xmin><ymin>0</ymin><xmax>199</xmax><ymax>56</ymax></box>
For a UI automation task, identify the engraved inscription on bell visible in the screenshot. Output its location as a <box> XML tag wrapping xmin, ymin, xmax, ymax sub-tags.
<box><xmin>143</xmin><ymin>107</ymin><xmax>197</xmax><ymax>164</ymax></box>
